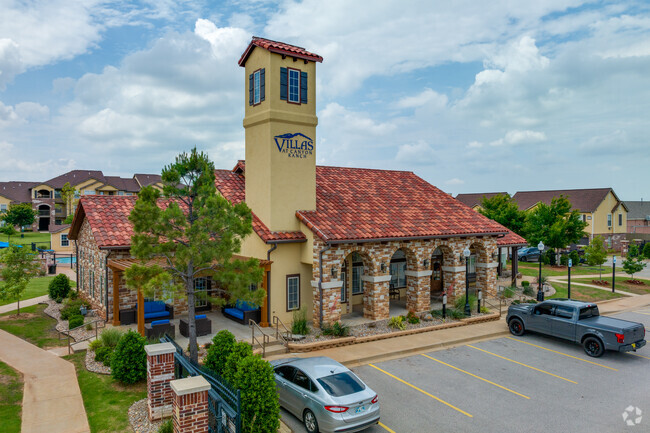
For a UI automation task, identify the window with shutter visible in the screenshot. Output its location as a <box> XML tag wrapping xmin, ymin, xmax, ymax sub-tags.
<box><xmin>288</xmin><ymin>68</ymin><xmax>300</xmax><ymax>103</ymax></box>
<box><xmin>260</xmin><ymin>68</ymin><xmax>265</xmax><ymax>102</ymax></box>
<box><xmin>254</xmin><ymin>70</ymin><xmax>260</xmax><ymax>104</ymax></box>
<box><xmin>300</xmin><ymin>71</ymin><xmax>307</xmax><ymax>104</ymax></box>
<box><xmin>249</xmin><ymin>73</ymin><xmax>253</xmax><ymax>106</ymax></box>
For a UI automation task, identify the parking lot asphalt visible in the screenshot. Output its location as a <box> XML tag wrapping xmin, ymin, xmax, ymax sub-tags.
<box><xmin>281</xmin><ymin>309</ymin><xmax>650</xmax><ymax>433</ymax></box>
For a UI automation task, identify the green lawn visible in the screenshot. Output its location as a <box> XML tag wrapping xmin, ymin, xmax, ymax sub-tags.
<box><xmin>549</xmin><ymin>282</ymin><xmax>625</xmax><ymax>302</ymax></box>
<box><xmin>0</xmin><ymin>276</ymin><xmax>76</xmax><ymax>307</ymax></box>
<box><xmin>573</xmin><ymin>277</ymin><xmax>650</xmax><ymax>295</ymax></box>
<box><xmin>0</xmin><ymin>361</ymin><xmax>22</xmax><ymax>433</ymax></box>
<box><xmin>0</xmin><ymin>231</ymin><xmax>51</xmax><ymax>247</ymax></box>
<box><xmin>0</xmin><ymin>304</ymin><xmax>65</xmax><ymax>348</ymax></box>
<box><xmin>511</xmin><ymin>260</ymin><xmax>611</xmax><ymax>278</ymax></box>
<box><xmin>65</xmin><ymin>352</ymin><xmax>146</xmax><ymax>433</ymax></box>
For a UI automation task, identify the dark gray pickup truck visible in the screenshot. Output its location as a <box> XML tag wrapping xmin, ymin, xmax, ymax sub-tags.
<box><xmin>506</xmin><ymin>299</ymin><xmax>646</xmax><ymax>357</ymax></box>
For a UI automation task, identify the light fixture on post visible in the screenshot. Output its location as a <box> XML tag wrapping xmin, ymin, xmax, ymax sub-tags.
<box><xmin>463</xmin><ymin>246</ymin><xmax>471</xmax><ymax>316</ymax></box>
<box><xmin>331</xmin><ymin>266</ymin><xmax>337</xmax><ymax>279</ymax></box>
<box><xmin>537</xmin><ymin>241</ymin><xmax>545</xmax><ymax>301</ymax></box>
<box><xmin>423</xmin><ymin>259</ymin><xmax>430</xmax><ymax>268</ymax></box>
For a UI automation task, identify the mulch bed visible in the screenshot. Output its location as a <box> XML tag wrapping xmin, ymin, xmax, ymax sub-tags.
<box><xmin>625</xmin><ymin>279</ymin><xmax>646</xmax><ymax>285</ymax></box>
<box><xmin>591</xmin><ymin>280</ymin><xmax>609</xmax><ymax>286</ymax></box>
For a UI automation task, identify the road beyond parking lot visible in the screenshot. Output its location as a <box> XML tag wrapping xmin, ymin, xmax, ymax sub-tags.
<box><xmin>282</xmin><ymin>309</ymin><xmax>650</xmax><ymax>433</ymax></box>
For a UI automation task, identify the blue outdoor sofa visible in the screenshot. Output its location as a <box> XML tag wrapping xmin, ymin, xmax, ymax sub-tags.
<box><xmin>140</xmin><ymin>301</ymin><xmax>174</xmax><ymax>323</ymax></box>
<box><xmin>222</xmin><ymin>300</ymin><xmax>260</xmax><ymax>325</ymax></box>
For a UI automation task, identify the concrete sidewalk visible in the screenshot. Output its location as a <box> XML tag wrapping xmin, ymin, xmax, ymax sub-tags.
<box><xmin>0</xmin><ymin>295</ymin><xmax>49</xmax><ymax>315</ymax></box>
<box><xmin>0</xmin><ymin>330</ymin><xmax>90</xmax><ymax>433</ymax></box>
<box><xmin>268</xmin><ymin>294</ymin><xmax>650</xmax><ymax>367</ymax></box>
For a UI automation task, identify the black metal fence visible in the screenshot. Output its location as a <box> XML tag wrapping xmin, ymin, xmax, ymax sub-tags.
<box><xmin>160</xmin><ymin>335</ymin><xmax>241</xmax><ymax>433</ymax></box>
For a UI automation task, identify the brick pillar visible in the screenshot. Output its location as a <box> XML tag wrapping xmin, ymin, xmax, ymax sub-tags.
<box><xmin>145</xmin><ymin>342</ymin><xmax>176</xmax><ymax>421</ymax></box>
<box><xmin>311</xmin><ymin>280</ymin><xmax>343</xmax><ymax>328</ymax></box>
<box><xmin>363</xmin><ymin>276</ymin><xmax>390</xmax><ymax>320</ymax></box>
<box><xmin>171</xmin><ymin>376</ymin><xmax>211</xmax><ymax>433</ymax></box>
<box><xmin>405</xmin><ymin>271</ymin><xmax>432</xmax><ymax>313</ymax></box>
<box><xmin>442</xmin><ymin>265</ymin><xmax>466</xmax><ymax>304</ymax></box>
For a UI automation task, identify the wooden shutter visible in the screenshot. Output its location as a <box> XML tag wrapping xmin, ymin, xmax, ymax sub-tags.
<box><xmin>249</xmin><ymin>73</ymin><xmax>254</xmax><ymax>105</ymax></box>
<box><xmin>280</xmin><ymin>67</ymin><xmax>288</xmax><ymax>100</ymax></box>
<box><xmin>260</xmin><ymin>68</ymin><xmax>265</xmax><ymax>102</ymax></box>
<box><xmin>300</xmin><ymin>71</ymin><xmax>308</xmax><ymax>104</ymax></box>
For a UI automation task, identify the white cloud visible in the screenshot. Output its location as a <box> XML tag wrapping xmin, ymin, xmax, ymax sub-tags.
<box><xmin>0</xmin><ymin>141</ymin><xmax>75</xmax><ymax>179</ymax></box>
<box><xmin>445</xmin><ymin>178</ymin><xmax>464</xmax><ymax>186</ymax></box>
<box><xmin>194</xmin><ymin>19</ymin><xmax>250</xmax><ymax>60</ymax></box>
<box><xmin>0</xmin><ymin>38</ymin><xmax>22</xmax><ymax>89</ymax></box>
<box><xmin>396</xmin><ymin>88</ymin><xmax>447</xmax><ymax>110</ymax></box>
<box><xmin>395</xmin><ymin>141</ymin><xmax>436</xmax><ymax>164</ymax></box>
<box><xmin>489</xmin><ymin>130</ymin><xmax>546</xmax><ymax>147</ymax></box>
<box><xmin>467</xmin><ymin>141</ymin><xmax>483</xmax><ymax>149</ymax></box>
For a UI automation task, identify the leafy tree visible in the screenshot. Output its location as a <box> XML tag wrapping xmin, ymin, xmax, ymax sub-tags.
<box><xmin>126</xmin><ymin>148</ymin><xmax>264</xmax><ymax>362</ymax></box>
<box><xmin>622</xmin><ymin>255</ymin><xmax>646</xmax><ymax>280</ymax></box>
<box><xmin>478</xmin><ymin>193</ymin><xmax>526</xmax><ymax>236</ymax></box>
<box><xmin>0</xmin><ymin>245</ymin><xmax>41</xmax><ymax>315</ymax></box>
<box><xmin>64</xmin><ymin>214</ymin><xmax>74</xmax><ymax>224</ymax></box>
<box><xmin>61</xmin><ymin>182</ymin><xmax>78</xmax><ymax>217</ymax></box>
<box><xmin>0</xmin><ymin>225</ymin><xmax>18</xmax><ymax>244</ymax></box>
<box><xmin>232</xmin><ymin>355</ymin><xmax>280</xmax><ymax>433</ymax></box>
<box><xmin>628</xmin><ymin>244</ymin><xmax>640</xmax><ymax>259</ymax></box>
<box><xmin>643</xmin><ymin>243</ymin><xmax>650</xmax><ymax>260</ymax></box>
<box><xmin>2</xmin><ymin>203</ymin><xmax>36</xmax><ymax>230</ymax></box>
<box><xmin>584</xmin><ymin>236</ymin><xmax>608</xmax><ymax>279</ymax></box>
<box><xmin>523</xmin><ymin>195</ymin><xmax>588</xmax><ymax>262</ymax></box>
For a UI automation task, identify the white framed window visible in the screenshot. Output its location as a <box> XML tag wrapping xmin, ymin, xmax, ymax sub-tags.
<box><xmin>390</xmin><ymin>261</ymin><xmax>407</xmax><ymax>288</ymax></box>
<box><xmin>118</xmin><ymin>191</ymin><xmax>125</xmax><ymax>196</ymax></box>
<box><xmin>84</xmin><ymin>190</ymin><xmax>95</xmax><ymax>195</ymax></box>
<box><xmin>607</xmin><ymin>214</ymin><xmax>612</xmax><ymax>227</ymax></box>
<box><xmin>254</xmin><ymin>70</ymin><xmax>261</xmax><ymax>104</ymax></box>
<box><xmin>288</xmin><ymin>69</ymin><xmax>300</xmax><ymax>103</ymax></box>
<box><xmin>0</xmin><ymin>204</ymin><xmax>6</xmax><ymax>213</ymax></box>
<box><xmin>60</xmin><ymin>234</ymin><xmax>69</xmax><ymax>247</ymax></box>
<box><xmin>352</xmin><ymin>266</ymin><xmax>363</xmax><ymax>295</ymax></box>
<box><xmin>618</xmin><ymin>213</ymin><xmax>623</xmax><ymax>226</ymax></box>
<box><xmin>287</xmin><ymin>275</ymin><xmax>300</xmax><ymax>311</ymax></box>
<box><xmin>341</xmin><ymin>270</ymin><xmax>347</xmax><ymax>303</ymax></box>
<box><xmin>468</xmin><ymin>255</ymin><xmax>477</xmax><ymax>274</ymax></box>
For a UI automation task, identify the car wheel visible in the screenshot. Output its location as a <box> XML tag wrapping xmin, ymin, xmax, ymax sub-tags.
<box><xmin>509</xmin><ymin>318</ymin><xmax>525</xmax><ymax>336</ymax></box>
<box><xmin>303</xmin><ymin>409</ymin><xmax>319</xmax><ymax>433</ymax></box>
<box><xmin>583</xmin><ymin>337</ymin><xmax>604</xmax><ymax>357</ymax></box>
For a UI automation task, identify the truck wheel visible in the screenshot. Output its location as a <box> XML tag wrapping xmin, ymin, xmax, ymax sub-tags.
<box><xmin>583</xmin><ymin>337</ymin><xmax>604</xmax><ymax>357</ymax></box>
<box><xmin>508</xmin><ymin>318</ymin><xmax>525</xmax><ymax>336</ymax></box>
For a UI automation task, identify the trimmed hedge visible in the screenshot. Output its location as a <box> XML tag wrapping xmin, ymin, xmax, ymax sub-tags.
<box><xmin>68</xmin><ymin>314</ymin><xmax>84</xmax><ymax>330</ymax></box>
<box><xmin>223</xmin><ymin>342</ymin><xmax>253</xmax><ymax>385</ymax></box>
<box><xmin>111</xmin><ymin>331</ymin><xmax>147</xmax><ymax>384</ymax></box>
<box><xmin>233</xmin><ymin>355</ymin><xmax>280</xmax><ymax>433</ymax></box>
<box><xmin>204</xmin><ymin>330</ymin><xmax>236</xmax><ymax>377</ymax></box>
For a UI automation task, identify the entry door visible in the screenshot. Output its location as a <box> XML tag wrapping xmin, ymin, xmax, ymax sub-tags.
<box><xmin>431</xmin><ymin>261</ymin><xmax>443</xmax><ymax>294</ymax></box>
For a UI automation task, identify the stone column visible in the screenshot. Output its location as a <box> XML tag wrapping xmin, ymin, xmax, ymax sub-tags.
<box><xmin>311</xmin><ymin>280</ymin><xmax>343</xmax><ymax>327</ymax></box>
<box><xmin>442</xmin><ymin>265</ymin><xmax>466</xmax><ymax>304</ymax></box>
<box><xmin>405</xmin><ymin>270</ymin><xmax>432</xmax><ymax>313</ymax></box>
<box><xmin>362</xmin><ymin>275</ymin><xmax>391</xmax><ymax>320</ymax></box>
<box><xmin>170</xmin><ymin>376</ymin><xmax>211</xmax><ymax>433</ymax></box>
<box><xmin>145</xmin><ymin>342</ymin><xmax>176</xmax><ymax>421</ymax></box>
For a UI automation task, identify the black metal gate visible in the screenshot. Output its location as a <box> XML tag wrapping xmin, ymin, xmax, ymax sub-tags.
<box><xmin>160</xmin><ymin>335</ymin><xmax>241</xmax><ymax>433</ymax></box>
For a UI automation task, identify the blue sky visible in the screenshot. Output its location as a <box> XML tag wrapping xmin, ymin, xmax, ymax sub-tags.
<box><xmin>1</xmin><ymin>0</ymin><xmax>649</xmax><ymax>200</ymax></box>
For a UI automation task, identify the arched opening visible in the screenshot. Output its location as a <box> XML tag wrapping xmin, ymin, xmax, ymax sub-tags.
<box><xmin>468</xmin><ymin>242</ymin><xmax>488</xmax><ymax>296</ymax></box>
<box><xmin>339</xmin><ymin>251</ymin><xmax>372</xmax><ymax>319</ymax></box>
<box><xmin>35</xmin><ymin>189</ymin><xmax>51</xmax><ymax>199</ymax></box>
<box><xmin>38</xmin><ymin>204</ymin><xmax>50</xmax><ymax>231</ymax></box>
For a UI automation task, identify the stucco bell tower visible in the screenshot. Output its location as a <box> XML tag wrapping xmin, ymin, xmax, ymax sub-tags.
<box><xmin>238</xmin><ymin>37</ymin><xmax>322</xmax><ymax>232</ymax></box>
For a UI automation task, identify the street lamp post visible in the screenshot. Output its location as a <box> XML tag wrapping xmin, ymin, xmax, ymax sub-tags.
<box><xmin>537</xmin><ymin>241</ymin><xmax>545</xmax><ymax>301</ymax></box>
<box><xmin>463</xmin><ymin>247</ymin><xmax>471</xmax><ymax>316</ymax></box>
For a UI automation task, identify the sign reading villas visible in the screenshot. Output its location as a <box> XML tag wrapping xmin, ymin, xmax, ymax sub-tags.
<box><xmin>274</xmin><ymin>133</ymin><xmax>314</xmax><ymax>159</ymax></box>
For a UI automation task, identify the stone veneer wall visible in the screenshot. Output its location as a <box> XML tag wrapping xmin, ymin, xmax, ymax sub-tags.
<box><xmin>312</xmin><ymin>236</ymin><xmax>499</xmax><ymax>327</ymax></box>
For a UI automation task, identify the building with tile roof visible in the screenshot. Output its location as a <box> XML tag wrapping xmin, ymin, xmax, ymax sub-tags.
<box><xmin>455</xmin><ymin>192</ymin><xmax>509</xmax><ymax>210</ymax></box>
<box><xmin>67</xmin><ymin>37</ymin><xmax>521</xmax><ymax>329</ymax></box>
<box><xmin>512</xmin><ymin>188</ymin><xmax>627</xmax><ymax>249</ymax></box>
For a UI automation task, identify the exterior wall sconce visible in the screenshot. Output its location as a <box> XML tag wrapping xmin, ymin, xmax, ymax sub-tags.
<box><xmin>492</xmin><ymin>251</ymin><xmax>499</xmax><ymax>260</ymax></box>
<box><xmin>331</xmin><ymin>266</ymin><xmax>337</xmax><ymax>278</ymax></box>
<box><xmin>380</xmin><ymin>263</ymin><xmax>387</xmax><ymax>273</ymax></box>
<box><xmin>423</xmin><ymin>259</ymin><xmax>430</xmax><ymax>267</ymax></box>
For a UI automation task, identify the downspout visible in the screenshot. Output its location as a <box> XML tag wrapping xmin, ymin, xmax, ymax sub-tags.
<box><xmin>266</xmin><ymin>243</ymin><xmax>278</xmax><ymax>326</ymax></box>
<box><xmin>318</xmin><ymin>243</ymin><xmax>331</xmax><ymax>328</ymax></box>
<box><xmin>75</xmin><ymin>240</ymin><xmax>79</xmax><ymax>293</ymax></box>
<box><xmin>104</xmin><ymin>253</ymin><xmax>109</xmax><ymax>321</ymax></box>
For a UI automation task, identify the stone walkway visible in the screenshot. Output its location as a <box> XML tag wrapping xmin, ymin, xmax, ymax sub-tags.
<box><xmin>0</xmin><ymin>295</ymin><xmax>49</xmax><ymax>315</ymax></box>
<box><xmin>0</xmin><ymin>329</ymin><xmax>90</xmax><ymax>433</ymax></box>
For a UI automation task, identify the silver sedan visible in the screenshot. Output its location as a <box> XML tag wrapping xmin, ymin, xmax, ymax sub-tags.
<box><xmin>271</xmin><ymin>357</ymin><xmax>380</xmax><ymax>433</ymax></box>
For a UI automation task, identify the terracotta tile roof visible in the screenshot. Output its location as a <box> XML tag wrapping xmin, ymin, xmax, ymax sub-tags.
<box><xmin>512</xmin><ymin>188</ymin><xmax>615</xmax><ymax>213</ymax></box>
<box><xmin>238</xmin><ymin>37</ymin><xmax>323</xmax><ymax>67</ymax></box>
<box><xmin>0</xmin><ymin>181</ymin><xmax>39</xmax><ymax>203</ymax></box>
<box><xmin>214</xmin><ymin>169</ymin><xmax>306</xmax><ymax>243</ymax></box>
<box><xmin>497</xmin><ymin>230</ymin><xmax>527</xmax><ymax>247</ymax></box>
<box><xmin>68</xmin><ymin>196</ymin><xmax>139</xmax><ymax>248</ymax></box>
<box><xmin>455</xmin><ymin>192</ymin><xmax>509</xmax><ymax>208</ymax></box>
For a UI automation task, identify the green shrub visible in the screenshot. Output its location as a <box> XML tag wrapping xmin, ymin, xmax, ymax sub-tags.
<box><xmin>502</xmin><ymin>287</ymin><xmax>515</xmax><ymax>298</ymax></box>
<box><xmin>388</xmin><ymin>316</ymin><xmax>406</xmax><ymax>330</ymax></box>
<box><xmin>111</xmin><ymin>331</ymin><xmax>147</xmax><ymax>384</ymax></box>
<box><xmin>48</xmin><ymin>274</ymin><xmax>71</xmax><ymax>302</ymax></box>
<box><xmin>522</xmin><ymin>285</ymin><xmax>534</xmax><ymax>296</ymax></box>
<box><xmin>526</xmin><ymin>299</ymin><xmax>538</xmax><ymax>304</ymax></box>
<box><xmin>447</xmin><ymin>309</ymin><xmax>465</xmax><ymax>319</ymax></box>
<box><xmin>100</xmin><ymin>328</ymin><xmax>123</xmax><ymax>348</ymax></box>
<box><xmin>559</xmin><ymin>254</ymin><xmax>569</xmax><ymax>266</ymax></box>
<box><xmin>85</xmin><ymin>323</ymin><xmax>93</xmax><ymax>331</ymax></box>
<box><xmin>430</xmin><ymin>309</ymin><xmax>443</xmax><ymax>318</ymax></box>
<box><xmin>223</xmin><ymin>342</ymin><xmax>253</xmax><ymax>385</ymax></box>
<box><xmin>291</xmin><ymin>308</ymin><xmax>309</xmax><ymax>335</ymax></box>
<box><xmin>232</xmin><ymin>355</ymin><xmax>280</xmax><ymax>433</ymax></box>
<box><xmin>643</xmin><ymin>243</ymin><xmax>650</xmax><ymax>260</ymax></box>
<box><xmin>68</xmin><ymin>290</ymin><xmax>78</xmax><ymax>300</ymax></box>
<box><xmin>94</xmin><ymin>346</ymin><xmax>114</xmax><ymax>366</ymax></box>
<box><xmin>406</xmin><ymin>311</ymin><xmax>420</xmax><ymax>324</ymax></box>
<box><xmin>480</xmin><ymin>306</ymin><xmax>489</xmax><ymax>314</ymax></box>
<box><xmin>204</xmin><ymin>330</ymin><xmax>237</xmax><ymax>377</ymax></box>
<box><xmin>322</xmin><ymin>321</ymin><xmax>349</xmax><ymax>337</ymax></box>
<box><xmin>535</xmin><ymin>275</ymin><xmax>548</xmax><ymax>287</ymax></box>
<box><xmin>521</xmin><ymin>280</ymin><xmax>530</xmax><ymax>288</ymax></box>
<box><xmin>61</xmin><ymin>299</ymin><xmax>88</xmax><ymax>320</ymax></box>
<box><xmin>569</xmin><ymin>250</ymin><xmax>580</xmax><ymax>265</ymax></box>
<box><xmin>157</xmin><ymin>419</ymin><xmax>173</xmax><ymax>433</ymax></box>
<box><xmin>88</xmin><ymin>339</ymin><xmax>103</xmax><ymax>351</ymax></box>
<box><xmin>68</xmin><ymin>314</ymin><xmax>84</xmax><ymax>329</ymax></box>
<box><xmin>454</xmin><ymin>294</ymin><xmax>478</xmax><ymax>310</ymax></box>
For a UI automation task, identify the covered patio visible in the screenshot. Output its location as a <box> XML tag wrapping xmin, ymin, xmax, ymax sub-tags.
<box><xmin>106</xmin><ymin>255</ymin><xmax>272</xmax><ymax>338</ymax></box>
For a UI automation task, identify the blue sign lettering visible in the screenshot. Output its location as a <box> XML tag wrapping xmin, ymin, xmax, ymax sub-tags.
<box><xmin>273</xmin><ymin>133</ymin><xmax>314</xmax><ymax>158</ymax></box>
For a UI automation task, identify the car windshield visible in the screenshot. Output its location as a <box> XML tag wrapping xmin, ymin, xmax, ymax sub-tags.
<box><xmin>317</xmin><ymin>372</ymin><xmax>366</xmax><ymax>397</ymax></box>
<box><xmin>578</xmin><ymin>306</ymin><xmax>600</xmax><ymax>320</ymax></box>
